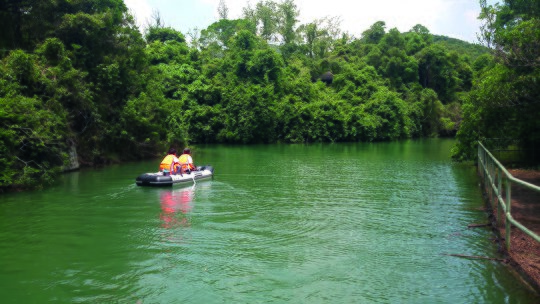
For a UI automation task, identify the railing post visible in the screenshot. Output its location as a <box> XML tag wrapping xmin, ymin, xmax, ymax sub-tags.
<box><xmin>489</xmin><ymin>157</ymin><xmax>494</xmax><ymax>206</ymax></box>
<box><xmin>497</xmin><ymin>169</ymin><xmax>502</xmax><ymax>226</ymax></box>
<box><xmin>478</xmin><ymin>141</ymin><xmax>540</xmax><ymax>252</ymax></box>
<box><xmin>485</xmin><ymin>155</ymin><xmax>490</xmax><ymax>202</ymax></box>
<box><xmin>477</xmin><ymin>145</ymin><xmax>480</xmax><ymax>176</ymax></box>
<box><xmin>506</xmin><ymin>180</ymin><xmax>512</xmax><ymax>251</ymax></box>
<box><xmin>478</xmin><ymin>144</ymin><xmax>482</xmax><ymax>177</ymax></box>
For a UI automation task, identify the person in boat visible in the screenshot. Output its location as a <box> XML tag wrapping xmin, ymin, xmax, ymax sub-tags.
<box><xmin>178</xmin><ymin>148</ymin><xmax>197</xmax><ymax>174</ymax></box>
<box><xmin>159</xmin><ymin>148</ymin><xmax>181</xmax><ymax>174</ymax></box>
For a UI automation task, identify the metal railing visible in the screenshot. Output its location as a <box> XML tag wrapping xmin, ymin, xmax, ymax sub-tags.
<box><xmin>477</xmin><ymin>142</ymin><xmax>540</xmax><ymax>251</ymax></box>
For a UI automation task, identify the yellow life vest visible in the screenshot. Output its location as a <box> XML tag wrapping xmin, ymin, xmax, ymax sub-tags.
<box><xmin>178</xmin><ymin>154</ymin><xmax>195</xmax><ymax>172</ymax></box>
<box><xmin>159</xmin><ymin>154</ymin><xmax>178</xmax><ymax>172</ymax></box>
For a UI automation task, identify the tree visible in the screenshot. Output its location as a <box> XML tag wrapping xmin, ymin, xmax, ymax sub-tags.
<box><xmin>298</xmin><ymin>17</ymin><xmax>341</xmax><ymax>59</ymax></box>
<box><xmin>416</xmin><ymin>44</ymin><xmax>458</xmax><ymax>103</ymax></box>
<box><xmin>479</xmin><ymin>0</ymin><xmax>540</xmax><ymax>69</ymax></box>
<box><xmin>0</xmin><ymin>0</ymin><xmax>495</xmax><ymax>190</ymax></box>
<box><xmin>0</xmin><ymin>46</ymin><xmax>78</xmax><ymax>189</ymax></box>
<box><xmin>218</xmin><ymin>0</ymin><xmax>229</xmax><ymax>20</ymax></box>
<box><xmin>278</xmin><ymin>0</ymin><xmax>299</xmax><ymax>45</ymax></box>
<box><xmin>377</xmin><ymin>28</ymin><xmax>419</xmax><ymax>87</ymax></box>
<box><xmin>454</xmin><ymin>0</ymin><xmax>540</xmax><ymax>161</ymax></box>
<box><xmin>361</xmin><ymin>21</ymin><xmax>386</xmax><ymax>44</ymax></box>
<box><xmin>146</xmin><ymin>27</ymin><xmax>186</xmax><ymax>44</ymax></box>
<box><xmin>248</xmin><ymin>48</ymin><xmax>284</xmax><ymax>83</ymax></box>
<box><xmin>199</xmin><ymin>19</ymin><xmax>255</xmax><ymax>49</ymax></box>
<box><xmin>256</xmin><ymin>0</ymin><xmax>280</xmax><ymax>43</ymax></box>
<box><xmin>411</xmin><ymin>24</ymin><xmax>432</xmax><ymax>44</ymax></box>
<box><xmin>404</xmin><ymin>25</ymin><xmax>431</xmax><ymax>56</ymax></box>
<box><xmin>219</xmin><ymin>84</ymin><xmax>278</xmax><ymax>143</ymax></box>
<box><xmin>362</xmin><ymin>88</ymin><xmax>412</xmax><ymax>140</ymax></box>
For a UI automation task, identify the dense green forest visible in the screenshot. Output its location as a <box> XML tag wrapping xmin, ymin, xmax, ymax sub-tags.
<box><xmin>0</xmin><ymin>0</ymin><xmax>537</xmax><ymax>190</ymax></box>
<box><xmin>453</xmin><ymin>0</ymin><xmax>540</xmax><ymax>161</ymax></box>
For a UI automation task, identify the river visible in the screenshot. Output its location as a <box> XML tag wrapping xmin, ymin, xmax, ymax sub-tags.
<box><xmin>0</xmin><ymin>139</ymin><xmax>537</xmax><ymax>303</ymax></box>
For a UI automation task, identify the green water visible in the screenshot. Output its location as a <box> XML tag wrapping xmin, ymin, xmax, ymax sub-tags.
<box><xmin>0</xmin><ymin>139</ymin><xmax>537</xmax><ymax>303</ymax></box>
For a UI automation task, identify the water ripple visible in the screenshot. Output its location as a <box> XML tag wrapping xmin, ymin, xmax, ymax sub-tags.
<box><xmin>1</xmin><ymin>141</ymin><xmax>537</xmax><ymax>303</ymax></box>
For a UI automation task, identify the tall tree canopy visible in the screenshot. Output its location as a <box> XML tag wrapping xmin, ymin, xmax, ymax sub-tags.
<box><xmin>1</xmin><ymin>0</ymin><xmax>490</xmax><ymax>190</ymax></box>
<box><xmin>453</xmin><ymin>0</ymin><xmax>540</xmax><ymax>160</ymax></box>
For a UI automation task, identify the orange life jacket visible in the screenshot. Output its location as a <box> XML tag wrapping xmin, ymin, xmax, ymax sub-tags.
<box><xmin>178</xmin><ymin>154</ymin><xmax>195</xmax><ymax>172</ymax></box>
<box><xmin>159</xmin><ymin>154</ymin><xmax>179</xmax><ymax>172</ymax></box>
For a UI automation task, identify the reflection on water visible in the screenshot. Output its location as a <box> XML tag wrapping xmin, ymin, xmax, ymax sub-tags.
<box><xmin>159</xmin><ymin>185</ymin><xmax>195</xmax><ymax>229</ymax></box>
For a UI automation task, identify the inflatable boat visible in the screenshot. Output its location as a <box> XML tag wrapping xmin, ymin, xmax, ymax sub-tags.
<box><xmin>136</xmin><ymin>165</ymin><xmax>214</xmax><ymax>187</ymax></box>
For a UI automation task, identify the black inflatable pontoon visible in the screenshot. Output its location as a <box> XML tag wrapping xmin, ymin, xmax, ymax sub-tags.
<box><xmin>136</xmin><ymin>166</ymin><xmax>214</xmax><ymax>187</ymax></box>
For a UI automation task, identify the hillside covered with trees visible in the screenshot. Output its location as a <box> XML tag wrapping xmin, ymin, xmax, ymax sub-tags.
<box><xmin>1</xmin><ymin>0</ymin><xmax>515</xmax><ymax>190</ymax></box>
<box><xmin>453</xmin><ymin>0</ymin><xmax>540</xmax><ymax>161</ymax></box>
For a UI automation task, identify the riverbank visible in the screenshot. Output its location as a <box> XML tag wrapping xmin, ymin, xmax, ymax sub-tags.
<box><xmin>487</xmin><ymin>169</ymin><xmax>540</xmax><ymax>293</ymax></box>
